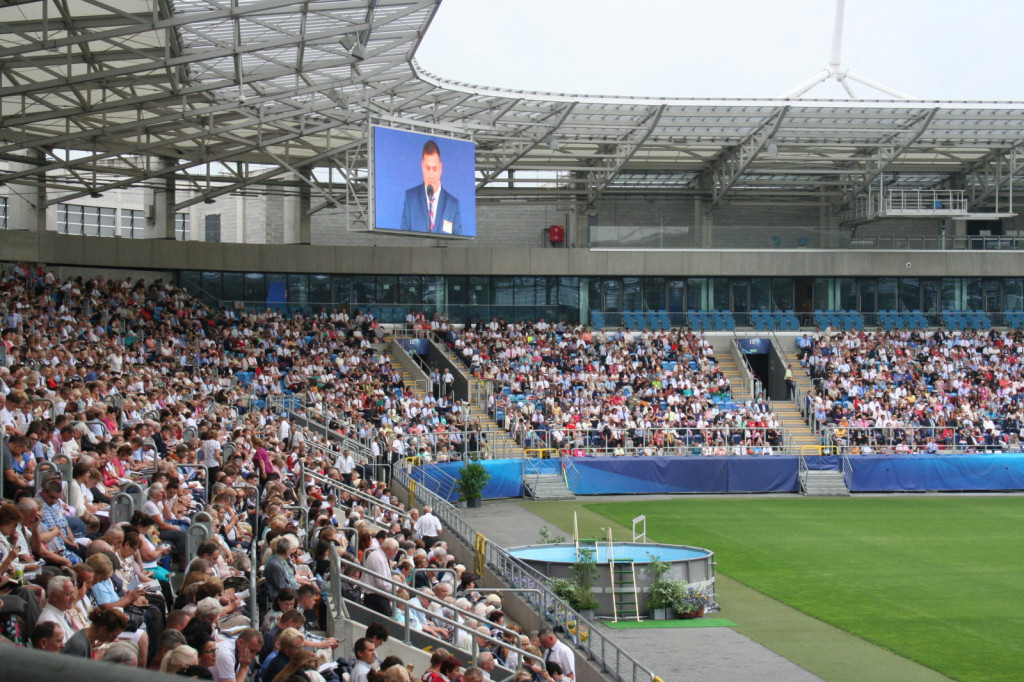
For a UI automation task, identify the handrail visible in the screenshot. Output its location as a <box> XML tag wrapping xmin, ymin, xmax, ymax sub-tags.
<box><xmin>563</xmin><ymin>457</ymin><xmax>581</xmax><ymax>494</ymax></box>
<box><xmin>841</xmin><ymin>453</ymin><xmax>853</xmax><ymax>490</ymax></box>
<box><xmin>394</xmin><ymin>466</ymin><xmax>656</xmax><ymax>682</ymax></box>
<box><xmin>300</xmin><ymin>465</ymin><xmax>412</xmax><ymax>524</ymax></box>
<box><xmin>333</xmin><ymin>554</ymin><xmax>541</xmax><ymax>667</ymax></box>
<box><xmin>231</xmin><ymin>483</ymin><xmax>261</xmax><ymax>629</ymax></box>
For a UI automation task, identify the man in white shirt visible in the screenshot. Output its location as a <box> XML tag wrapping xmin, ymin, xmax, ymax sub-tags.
<box><xmin>35</xmin><ymin>575</ymin><xmax>78</xmax><ymax>641</ymax></box>
<box><xmin>335</xmin><ymin>449</ymin><xmax>355</xmax><ymax>485</ymax></box>
<box><xmin>414</xmin><ymin>505</ymin><xmax>443</xmax><ymax>550</ymax></box>
<box><xmin>362</xmin><ymin>537</ymin><xmax>399</xmax><ymax>617</ymax></box>
<box><xmin>539</xmin><ymin>626</ymin><xmax>576</xmax><ymax>680</ymax></box>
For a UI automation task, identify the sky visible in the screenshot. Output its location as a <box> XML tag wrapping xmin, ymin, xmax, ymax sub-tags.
<box><xmin>415</xmin><ymin>0</ymin><xmax>1024</xmax><ymax>101</ymax></box>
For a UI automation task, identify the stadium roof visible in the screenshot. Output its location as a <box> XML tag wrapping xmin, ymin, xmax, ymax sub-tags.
<box><xmin>2</xmin><ymin>0</ymin><xmax>1023</xmax><ymax>217</ymax></box>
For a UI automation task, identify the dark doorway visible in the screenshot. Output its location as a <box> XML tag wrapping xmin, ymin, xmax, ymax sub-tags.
<box><xmin>745</xmin><ymin>353</ymin><xmax>776</xmax><ymax>399</ymax></box>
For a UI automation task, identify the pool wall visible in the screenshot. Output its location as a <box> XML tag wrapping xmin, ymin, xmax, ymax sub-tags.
<box><xmin>508</xmin><ymin>542</ymin><xmax>715</xmax><ymax>618</ymax></box>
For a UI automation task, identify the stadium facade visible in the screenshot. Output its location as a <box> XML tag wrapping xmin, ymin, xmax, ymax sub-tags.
<box><xmin>2</xmin><ymin>0</ymin><xmax>1024</xmax><ymax>324</ymax></box>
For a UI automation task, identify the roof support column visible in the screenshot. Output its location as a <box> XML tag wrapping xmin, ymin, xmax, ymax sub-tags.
<box><xmin>2</xmin><ymin>150</ymin><xmax>50</xmax><ymax>232</ymax></box>
<box><xmin>149</xmin><ymin>157</ymin><xmax>177</xmax><ymax>239</ymax></box>
<box><xmin>283</xmin><ymin>170</ymin><xmax>311</xmax><ymax>244</ymax></box>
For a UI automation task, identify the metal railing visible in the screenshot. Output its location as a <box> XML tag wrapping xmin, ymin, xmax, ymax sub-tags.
<box><xmin>394</xmin><ymin>466</ymin><xmax>657</xmax><ymax>682</ymax></box>
<box><xmin>820</xmin><ymin>424</ymin><xmax>1020</xmax><ymax>455</ymax></box>
<box><xmin>333</xmin><ymin>552</ymin><xmax>542</xmax><ymax>670</ymax></box>
<box><xmin>301</xmin><ymin>465</ymin><xmax>412</xmax><ymax>524</ymax></box>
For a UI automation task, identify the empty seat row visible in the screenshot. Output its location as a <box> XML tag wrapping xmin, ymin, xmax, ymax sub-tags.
<box><xmin>753</xmin><ymin>309</ymin><xmax>799</xmax><ymax>331</ymax></box>
<box><xmin>687</xmin><ymin>310</ymin><xmax>736</xmax><ymax>331</ymax></box>
<box><xmin>940</xmin><ymin>310</ymin><xmax>991</xmax><ymax>331</ymax></box>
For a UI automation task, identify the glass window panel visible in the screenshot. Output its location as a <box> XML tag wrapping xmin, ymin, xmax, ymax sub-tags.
<box><xmin>332</xmin><ymin>276</ymin><xmax>351</xmax><ymax>308</ymax></box>
<box><xmin>587</xmin><ymin>278</ymin><xmax>602</xmax><ymax>312</ymax></box>
<box><xmin>423</xmin><ymin>276</ymin><xmax>444</xmax><ymax>307</ymax></box>
<box><xmin>877</xmin><ymin>278</ymin><xmax>898</xmax><ymax>311</ymax></box>
<box><xmin>622</xmin><ymin>277</ymin><xmax>642</xmax><ymax>310</ymax></box>
<box><xmin>100</xmin><ymin>208</ymin><xmax>116</xmax><ymax>237</ymax></box>
<box><xmin>838</xmin><ymin>278</ymin><xmax>857</xmax><ymax>311</ymax></box>
<box><xmin>398</xmin><ymin>276</ymin><xmax>421</xmax><ymax>304</ymax></box>
<box><xmin>813</xmin><ymin>278</ymin><xmax>833</xmax><ymax>311</ymax></box>
<box><xmin>899</xmin><ymin>277</ymin><xmax>920</xmax><ymax>312</ymax></box>
<box><xmin>711</xmin><ymin>278</ymin><xmax>729</xmax><ymax>311</ymax></box>
<box><xmin>266</xmin><ymin>274</ymin><xmax>287</xmax><ymax>307</ymax></box>
<box><xmin>687</xmin><ymin>277</ymin><xmax>707</xmax><ymax>311</ymax></box>
<box><xmin>603</xmin><ymin>278</ymin><xmax>622</xmax><ymax>313</ymax></box>
<box><xmin>941</xmin><ymin>278</ymin><xmax>961</xmax><ymax>311</ymax></box>
<box><xmin>376</xmin><ymin>275</ymin><xmax>397</xmax><ymax>304</ymax></box>
<box><xmin>448</xmin><ymin>276</ymin><xmax>469</xmax><ymax>306</ymax></box>
<box><xmin>513</xmin><ymin>276</ymin><xmax>536</xmax><ymax>306</ymax></box>
<box><xmin>84</xmin><ymin>206</ymin><xmax>99</xmax><ymax>236</ymax></box>
<box><xmin>921</xmin><ymin>279</ymin><xmax>940</xmax><ymax>319</ymax></box>
<box><xmin>643</xmin><ymin>278</ymin><xmax>665</xmax><ymax>311</ymax></box>
<box><xmin>244</xmin><ymin>273</ymin><xmax>266</xmax><ymax>303</ymax></box>
<box><xmin>749</xmin><ymin>278</ymin><xmax>770</xmax><ymax>311</ymax></box>
<box><xmin>666</xmin><ymin>279</ymin><xmax>686</xmax><ymax>314</ymax></box>
<box><xmin>466</xmin><ymin>277</ymin><xmax>488</xmax><ymax>305</ymax></box>
<box><xmin>772</xmin><ymin>278</ymin><xmax>794</xmax><ymax>311</ymax></box>
<box><xmin>353</xmin><ymin>275</ymin><xmax>376</xmax><ymax>304</ymax></box>
<box><xmin>858</xmin><ymin>279</ymin><xmax>877</xmax><ymax>313</ymax></box>
<box><xmin>180</xmin><ymin>271</ymin><xmax>201</xmax><ymax>298</ymax></box>
<box><xmin>222</xmin><ymin>272</ymin><xmax>243</xmax><ymax>304</ymax></box>
<box><xmin>310</xmin><ymin>275</ymin><xmax>331</xmax><ymax>307</ymax></box>
<box><xmin>1004</xmin><ymin>278</ymin><xmax>1023</xmax><ymax>312</ymax></box>
<box><xmin>984</xmin><ymin>279</ymin><xmax>1001</xmax><ymax>312</ymax></box>
<box><xmin>287</xmin><ymin>274</ymin><xmax>309</xmax><ymax>308</ymax></box>
<box><xmin>731</xmin><ymin>279</ymin><xmax>749</xmax><ymax>313</ymax></box>
<box><xmin>200</xmin><ymin>271</ymin><xmax>221</xmax><ymax>302</ymax></box>
<box><xmin>965</xmin><ymin>277</ymin><xmax>983</xmax><ymax>311</ymax></box>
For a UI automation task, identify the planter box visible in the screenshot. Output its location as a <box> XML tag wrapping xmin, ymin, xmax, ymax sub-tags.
<box><xmin>650</xmin><ymin>607</ymin><xmax>671</xmax><ymax>621</ymax></box>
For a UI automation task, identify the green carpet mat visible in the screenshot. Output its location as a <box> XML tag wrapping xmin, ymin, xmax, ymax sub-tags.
<box><xmin>604</xmin><ymin>618</ymin><xmax>736</xmax><ymax>629</ymax></box>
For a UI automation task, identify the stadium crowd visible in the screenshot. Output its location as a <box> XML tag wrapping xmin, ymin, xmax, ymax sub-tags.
<box><xmin>444</xmin><ymin>321</ymin><xmax>784</xmax><ymax>456</ymax></box>
<box><xmin>799</xmin><ymin>327</ymin><xmax>1024</xmax><ymax>453</ymax></box>
<box><xmin>0</xmin><ymin>263</ymin><xmax>570</xmax><ymax>682</ymax></box>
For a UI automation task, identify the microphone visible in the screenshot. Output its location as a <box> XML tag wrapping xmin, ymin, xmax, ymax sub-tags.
<box><xmin>426</xmin><ymin>185</ymin><xmax>435</xmax><ymax>201</ymax></box>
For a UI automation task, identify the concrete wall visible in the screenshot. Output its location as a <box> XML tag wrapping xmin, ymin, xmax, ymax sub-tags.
<box><xmin>3</xmin><ymin>230</ymin><xmax>1023</xmax><ymax>278</ymax></box>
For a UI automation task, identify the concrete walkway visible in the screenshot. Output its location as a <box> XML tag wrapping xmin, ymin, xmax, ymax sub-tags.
<box><xmin>460</xmin><ymin>498</ymin><xmax>820</xmax><ymax>682</ymax></box>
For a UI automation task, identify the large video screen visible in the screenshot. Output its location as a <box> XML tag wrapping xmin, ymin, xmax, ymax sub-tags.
<box><xmin>372</xmin><ymin>126</ymin><xmax>476</xmax><ymax>238</ymax></box>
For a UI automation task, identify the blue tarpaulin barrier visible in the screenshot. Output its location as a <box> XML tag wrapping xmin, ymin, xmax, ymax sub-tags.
<box><xmin>413</xmin><ymin>454</ymin><xmax>1024</xmax><ymax>500</ymax></box>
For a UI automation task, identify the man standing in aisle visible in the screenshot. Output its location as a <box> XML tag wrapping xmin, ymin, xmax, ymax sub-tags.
<box><xmin>414</xmin><ymin>505</ymin><xmax>443</xmax><ymax>550</ymax></box>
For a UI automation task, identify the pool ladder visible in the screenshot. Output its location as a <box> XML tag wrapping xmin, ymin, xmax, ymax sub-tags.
<box><xmin>607</xmin><ymin>528</ymin><xmax>641</xmax><ymax>623</ymax></box>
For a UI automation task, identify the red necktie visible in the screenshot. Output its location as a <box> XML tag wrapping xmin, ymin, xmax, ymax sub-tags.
<box><xmin>429</xmin><ymin>196</ymin><xmax>436</xmax><ymax>232</ymax></box>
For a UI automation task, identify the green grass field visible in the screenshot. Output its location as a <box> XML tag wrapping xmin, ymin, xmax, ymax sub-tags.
<box><xmin>570</xmin><ymin>497</ymin><xmax>1024</xmax><ymax>682</ymax></box>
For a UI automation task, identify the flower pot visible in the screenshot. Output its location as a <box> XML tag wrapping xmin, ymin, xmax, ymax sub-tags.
<box><xmin>676</xmin><ymin>605</ymin><xmax>705</xmax><ymax>620</ymax></box>
<box><xmin>466</xmin><ymin>497</ymin><xmax>482</xmax><ymax>508</ymax></box>
<box><xmin>578</xmin><ymin>608</ymin><xmax>595</xmax><ymax>621</ymax></box>
<box><xmin>650</xmin><ymin>607</ymin><xmax>670</xmax><ymax>621</ymax></box>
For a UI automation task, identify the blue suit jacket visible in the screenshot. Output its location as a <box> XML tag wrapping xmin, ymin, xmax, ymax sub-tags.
<box><xmin>400</xmin><ymin>184</ymin><xmax>462</xmax><ymax>235</ymax></box>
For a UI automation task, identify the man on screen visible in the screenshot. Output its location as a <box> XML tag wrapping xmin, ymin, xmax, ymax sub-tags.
<box><xmin>400</xmin><ymin>140</ymin><xmax>463</xmax><ymax>235</ymax></box>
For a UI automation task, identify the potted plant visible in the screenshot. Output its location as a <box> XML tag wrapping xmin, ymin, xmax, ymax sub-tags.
<box><xmin>456</xmin><ymin>460</ymin><xmax>491</xmax><ymax>508</ymax></box>
<box><xmin>672</xmin><ymin>584</ymin><xmax>710</xmax><ymax>620</ymax></box>
<box><xmin>644</xmin><ymin>555</ymin><xmax>678</xmax><ymax>621</ymax></box>
<box><xmin>548</xmin><ymin>548</ymin><xmax>600</xmax><ymax>619</ymax></box>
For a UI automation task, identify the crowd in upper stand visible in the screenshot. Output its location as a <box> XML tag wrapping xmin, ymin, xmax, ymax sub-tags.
<box><xmin>444</xmin><ymin>320</ymin><xmax>784</xmax><ymax>456</ymax></box>
<box><xmin>0</xmin><ymin>263</ymin><xmax>571</xmax><ymax>682</ymax></box>
<box><xmin>798</xmin><ymin>327</ymin><xmax>1024</xmax><ymax>453</ymax></box>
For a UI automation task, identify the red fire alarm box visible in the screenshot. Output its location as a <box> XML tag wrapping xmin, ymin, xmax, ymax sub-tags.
<box><xmin>549</xmin><ymin>225</ymin><xmax>565</xmax><ymax>243</ymax></box>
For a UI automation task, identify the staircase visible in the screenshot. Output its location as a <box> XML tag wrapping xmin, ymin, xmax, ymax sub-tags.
<box><xmin>799</xmin><ymin>468</ymin><xmax>850</xmax><ymax>496</ymax></box>
<box><xmin>714</xmin><ymin>353</ymin><xmax>754</xmax><ymax>403</ymax></box>
<box><xmin>523</xmin><ymin>473</ymin><xmax>575</xmax><ymax>500</ymax></box>
<box><xmin>427</xmin><ymin>339</ymin><xmax>524</xmax><ymax>458</ymax></box>
<box><xmin>774</xmin><ymin>345</ymin><xmax>821</xmax><ymax>454</ymax></box>
<box><xmin>610</xmin><ymin>559</ymin><xmax>640</xmax><ymax>622</ymax></box>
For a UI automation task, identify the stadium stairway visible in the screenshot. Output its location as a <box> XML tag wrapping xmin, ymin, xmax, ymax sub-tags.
<box><xmin>714</xmin><ymin>354</ymin><xmax>753</xmax><ymax>403</ymax></box>
<box><xmin>523</xmin><ymin>473</ymin><xmax>575</xmax><ymax>500</ymax></box>
<box><xmin>384</xmin><ymin>345</ymin><xmax>524</xmax><ymax>458</ymax></box>
<box><xmin>799</xmin><ymin>469</ymin><xmax>850</xmax><ymax>496</ymax></box>
<box><xmin>716</xmin><ymin>345</ymin><xmax>820</xmax><ymax>453</ymax></box>
<box><xmin>774</xmin><ymin>346</ymin><xmax>821</xmax><ymax>454</ymax></box>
